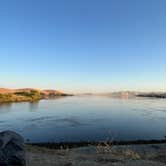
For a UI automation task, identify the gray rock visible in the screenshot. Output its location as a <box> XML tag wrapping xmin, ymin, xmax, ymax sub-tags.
<box><xmin>0</xmin><ymin>131</ymin><xmax>25</xmax><ymax>166</ymax></box>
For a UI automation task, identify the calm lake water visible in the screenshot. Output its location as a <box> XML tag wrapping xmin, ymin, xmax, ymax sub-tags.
<box><xmin>0</xmin><ymin>96</ymin><xmax>166</xmax><ymax>143</ymax></box>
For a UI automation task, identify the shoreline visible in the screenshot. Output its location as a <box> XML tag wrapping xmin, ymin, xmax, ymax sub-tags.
<box><xmin>0</xmin><ymin>94</ymin><xmax>166</xmax><ymax>104</ymax></box>
<box><xmin>0</xmin><ymin>94</ymin><xmax>73</xmax><ymax>104</ymax></box>
<box><xmin>27</xmin><ymin>139</ymin><xmax>166</xmax><ymax>149</ymax></box>
<box><xmin>0</xmin><ymin>88</ymin><xmax>73</xmax><ymax>104</ymax></box>
<box><xmin>1</xmin><ymin>88</ymin><xmax>166</xmax><ymax>104</ymax></box>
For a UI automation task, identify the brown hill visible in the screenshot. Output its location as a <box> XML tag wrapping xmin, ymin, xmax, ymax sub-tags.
<box><xmin>0</xmin><ymin>88</ymin><xmax>71</xmax><ymax>103</ymax></box>
<box><xmin>0</xmin><ymin>88</ymin><xmax>69</xmax><ymax>96</ymax></box>
<box><xmin>0</xmin><ymin>88</ymin><xmax>14</xmax><ymax>94</ymax></box>
<box><xmin>41</xmin><ymin>90</ymin><xmax>65</xmax><ymax>95</ymax></box>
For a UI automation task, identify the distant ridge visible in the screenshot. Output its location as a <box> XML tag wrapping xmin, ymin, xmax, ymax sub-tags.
<box><xmin>0</xmin><ymin>88</ymin><xmax>72</xmax><ymax>103</ymax></box>
<box><xmin>0</xmin><ymin>88</ymin><xmax>66</xmax><ymax>96</ymax></box>
<box><xmin>0</xmin><ymin>88</ymin><xmax>14</xmax><ymax>94</ymax></box>
<box><xmin>79</xmin><ymin>91</ymin><xmax>166</xmax><ymax>99</ymax></box>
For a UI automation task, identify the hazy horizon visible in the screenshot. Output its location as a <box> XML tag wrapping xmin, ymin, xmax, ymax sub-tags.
<box><xmin>0</xmin><ymin>0</ymin><xmax>166</xmax><ymax>93</ymax></box>
<box><xmin>1</xmin><ymin>86</ymin><xmax>166</xmax><ymax>94</ymax></box>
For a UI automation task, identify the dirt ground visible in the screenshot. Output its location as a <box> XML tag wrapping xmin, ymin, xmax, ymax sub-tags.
<box><xmin>25</xmin><ymin>143</ymin><xmax>166</xmax><ymax>166</ymax></box>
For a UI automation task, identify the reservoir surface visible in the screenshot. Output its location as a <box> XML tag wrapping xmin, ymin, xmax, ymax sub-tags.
<box><xmin>0</xmin><ymin>96</ymin><xmax>166</xmax><ymax>143</ymax></box>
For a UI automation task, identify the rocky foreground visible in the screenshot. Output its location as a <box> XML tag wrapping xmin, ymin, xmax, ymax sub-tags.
<box><xmin>25</xmin><ymin>143</ymin><xmax>166</xmax><ymax>166</ymax></box>
<box><xmin>0</xmin><ymin>131</ymin><xmax>166</xmax><ymax>166</ymax></box>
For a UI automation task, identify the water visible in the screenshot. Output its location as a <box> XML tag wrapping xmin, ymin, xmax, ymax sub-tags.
<box><xmin>0</xmin><ymin>96</ymin><xmax>166</xmax><ymax>143</ymax></box>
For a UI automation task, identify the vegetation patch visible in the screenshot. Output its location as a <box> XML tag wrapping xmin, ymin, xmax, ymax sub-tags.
<box><xmin>0</xmin><ymin>90</ymin><xmax>42</xmax><ymax>103</ymax></box>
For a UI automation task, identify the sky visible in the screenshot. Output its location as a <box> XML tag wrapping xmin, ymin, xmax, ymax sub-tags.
<box><xmin>0</xmin><ymin>0</ymin><xmax>166</xmax><ymax>93</ymax></box>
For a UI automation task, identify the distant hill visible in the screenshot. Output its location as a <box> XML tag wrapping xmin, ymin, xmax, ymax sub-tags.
<box><xmin>100</xmin><ymin>91</ymin><xmax>136</xmax><ymax>98</ymax></box>
<box><xmin>87</xmin><ymin>91</ymin><xmax>137</xmax><ymax>98</ymax></box>
<box><xmin>0</xmin><ymin>88</ymin><xmax>67</xmax><ymax>95</ymax></box>
<box><xmin>0</xmin><ymin>88</ymin><xmax>14</xmax><ymax>94</ymax></box>
<box><xmin>0</xmin><ymin>88</ymin><xmax>40</xmax><ymax>94</ymax></box>
<box><xmin>0</xmin><ymin>88</ymin><xmax>72</xmax><ymax>103</ymax></box>
<box><xmin>136</xmin><ymin>92</ymin><xmax>166</xmax><ymax>98</ymax></box>
<box><xmin>80</xmin><ymin>91</ymin><xmax>166</xmax><ymax>99</ymax></box>
<box><xmin>41</xmin><ymin>89</ymin><xmax>67</xmax><ymax>96</ymax></box>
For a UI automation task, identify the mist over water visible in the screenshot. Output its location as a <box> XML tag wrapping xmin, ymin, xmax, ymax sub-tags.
<box><xmin>0</xmin><ymin>96</ymin><xmax>166</xmax><ymax>143</ymax></box>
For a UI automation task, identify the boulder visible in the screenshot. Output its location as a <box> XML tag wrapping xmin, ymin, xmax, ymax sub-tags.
<box><xmin>0</xmin><ymin>131</ymin><xmax>25</xmax><ymax>166</ymax></box>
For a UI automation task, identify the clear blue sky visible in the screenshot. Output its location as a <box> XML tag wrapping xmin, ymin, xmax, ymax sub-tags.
<box><xmin>0</xmin><ymin>0</ymin><xmax>166</xmax><ymax>93</ymax></box>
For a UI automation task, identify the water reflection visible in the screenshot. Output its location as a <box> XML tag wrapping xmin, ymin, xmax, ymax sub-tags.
<box><xmin>0</xmin><ymin>102</ymin><xmax>12</xmax><ymax>108</ymax></box>
<box><xmin>28</xmin><ymin>101</ymin><xmax>39</xmax><ymax>112</ymax></box>
<box><xmin>45</xmin><ymin>96</ymin><xmax>68</xmax><ymax>100</ymax></box>
<box><xmin>0</xmin><ymin>102</ymin><xmax>12</xmax><ymax>113</ymax></box>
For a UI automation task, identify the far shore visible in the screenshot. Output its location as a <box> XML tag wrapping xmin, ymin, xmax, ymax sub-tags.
<box><xmin>27</xmin><ymin>139</ymin><xmax>166</xmax><ymax>149</ymax></box>
<box><xmin>1</xmin><ymin>88</ymin><xmax>166</xmax><ymax>104</ymax></box>
<box><xmin>0</xmin><ymin>88</ymin><xmax>73</xmax><ymax>103</ymax></box>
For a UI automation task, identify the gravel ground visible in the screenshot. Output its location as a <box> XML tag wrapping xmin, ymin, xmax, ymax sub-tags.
<box><xmin>25</xmin><ymin>143</ymin><xmax>166</xmax><ymax>166</ymax></box>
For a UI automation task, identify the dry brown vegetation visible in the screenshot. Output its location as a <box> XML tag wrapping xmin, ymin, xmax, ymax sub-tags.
<box><xmin>0</xmin><ymin>88</ymin><xmax>70</xmax><ymax>103</ymax></box>
<box><xmin>25</xmin><ymin>143</ymin><xmax>166</xmax><ymax>166</ymax></box>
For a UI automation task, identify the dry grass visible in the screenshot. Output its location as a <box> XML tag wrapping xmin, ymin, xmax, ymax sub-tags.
<box><xmin>123</xmin><ymin>149</ymin><xmax>141</xmax><ymax>160</ymax></box>
<box><xmin>96</xmin><ymin>131</ymin><xmax>113</xmax><ymax>154</ymax></box>
<box><xmin>25</xmin><ymin>144</ymin><xmax>166</xmax><ymax>166</ymax></box>
<box><xmin>96</xmin><ymin>141</ymin><xmax>113</xmax><ymax>154</ymax></box>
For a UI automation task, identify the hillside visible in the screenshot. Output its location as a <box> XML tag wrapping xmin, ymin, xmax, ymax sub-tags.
<box><xmin>0</xmin><ymin>88</ymin><xmax>70</xmax><ymax>103</ymax></box>
<box><xmin>0</xmin><ymin>88</ymin><xmax>14</xmax><ymax>94</ymax></box>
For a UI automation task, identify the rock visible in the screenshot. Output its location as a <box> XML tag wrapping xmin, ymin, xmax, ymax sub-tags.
<box><xmin>0</xmin><ymin>131</ymin><xmax>25</xmax><ymax>166</ymax></box>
